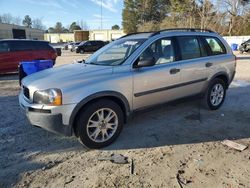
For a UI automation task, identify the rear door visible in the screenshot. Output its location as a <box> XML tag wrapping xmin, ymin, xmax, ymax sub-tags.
<box><xmin>201</xmin><ymin>36</ymin><xmax>230</xmax><ymax>81</ymax></box>
<box><xmin>175</xmin><ymin>35</ymin><xmax>209</xmax><ymax>97</ymax></box>
<box><xmin>3</xmin><ymin>41</ymin><xmax>33</xmax><ymax>72</ymax></box>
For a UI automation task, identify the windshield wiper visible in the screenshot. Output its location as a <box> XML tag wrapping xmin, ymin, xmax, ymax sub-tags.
<box><xmin>86</xmin><ymin>61</ymin><xmax>100</xmax><ymax>65</ymax></box>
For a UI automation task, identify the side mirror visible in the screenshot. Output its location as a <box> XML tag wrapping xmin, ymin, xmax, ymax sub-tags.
<box><xmin>134</xmin><ymin>57</ymin><xmax>155</xmax><ymax>68</ymax></box>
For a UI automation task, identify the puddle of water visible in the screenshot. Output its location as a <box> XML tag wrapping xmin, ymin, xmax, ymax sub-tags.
<box><xmin>230</xmin><ymin>80</ymin><xmax>250</xmax><ymax>88</ymax></box>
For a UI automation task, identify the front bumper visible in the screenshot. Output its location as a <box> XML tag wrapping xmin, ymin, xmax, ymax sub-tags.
<box><xmin>19</xmin><ymin>93</ymin><xmax>76</xmax><ymax>136</ymax></box>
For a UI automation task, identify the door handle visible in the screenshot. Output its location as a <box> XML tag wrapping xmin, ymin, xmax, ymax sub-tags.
<box><xmin>170</xmin><ymin>68</ymin><xmax>180</xmax><ymax>74</ymax></box>
<box><xmin>205</xmin><ymin>62</ymin><xmax>213</xmax><ymax>67</ymax></box>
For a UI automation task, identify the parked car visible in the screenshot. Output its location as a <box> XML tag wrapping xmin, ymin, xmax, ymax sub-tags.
<box><xmin>71</xmin><ymin>41</ymin><xmax>84</xmax><ymax>52</ymax></box>
<box><xmin>67</xmin><ymin>42</ymin><xmax>75</xmax><ymax>51</ymax></box>
<box><xmin>76</xmin><ymin>40</ymin><xmax>106</xmax><ymax>54</ymax></box>
<box><xmin>0</xmin><ymin>39</ymin><xmax>57</xmax><ymax>74</ymax></box>
<box><xmin>54</xmin><ymin>47</ymin><xmax>62</xmax><ymax>56</ymax></box>
<box><xmin>70</xmin><ymin>42</ymin><xmax>81</xmax><ymax>52</ymax></box>
<box><xmin>19</xmin><ymin>28</ymin><xmax>236</xmax><ymax>148</ymax></box>
<box><xmin>239</xmin><ymin>39</ymin><xmax>250</xmax><ymax>53</ymax></box>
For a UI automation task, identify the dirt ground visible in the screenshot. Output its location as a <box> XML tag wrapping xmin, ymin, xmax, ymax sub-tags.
<box><xmin>0</xmin><ymin>50</ymin><xmax>250</xmax><ymax>188</ymax></box>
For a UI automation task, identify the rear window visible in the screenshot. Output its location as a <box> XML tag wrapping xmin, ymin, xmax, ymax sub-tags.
<box><xmin>0</xmin><ymin>42</ymin><xmax>11</xmax><ymax>53</ymax></box>
<box><xmin>177</xmin><ymin>36</ymin><xmax>201</xmax><ymax>60</ymax></box>
<box><xmin>204</xmin><ymin>37</ymin><xmax>226</xmax><ymax>55</ymax></box>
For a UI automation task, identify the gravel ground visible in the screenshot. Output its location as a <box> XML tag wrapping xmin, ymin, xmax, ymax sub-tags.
<box><xmin>0</xmin><ymin>51</ymin><xmax>250</xmax><ymax>188</ymax></box>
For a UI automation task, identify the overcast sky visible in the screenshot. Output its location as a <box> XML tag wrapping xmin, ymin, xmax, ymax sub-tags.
<box><xmin>0</xmin><ymin>0</ymin><xmax>123</xmax><ymax>29</ymax></box>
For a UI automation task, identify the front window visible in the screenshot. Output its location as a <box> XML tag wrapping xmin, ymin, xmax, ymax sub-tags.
<box><xmin>85</xmin><ymin>38</ymin><xmax>145</xmax><ymax>66</ymax></box>
<box><xmin>138</xmin><ymin>38</ymin><xmax>175</xmax><ymax>65</ymax></box>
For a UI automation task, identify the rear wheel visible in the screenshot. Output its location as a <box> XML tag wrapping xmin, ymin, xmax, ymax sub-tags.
<box><xmin>80</xmin><ymin>49</ymin><xmax>85</xmax><ymax>54</ymax></box>
<box><xmin>75</xmin><ymin>99</ymin><xmax>124</xmax><ymax>148</ymax></box>
<box><xmin>203</xmin><ymin>78</ymin><xmax>226</xmax><ymax>110</ymax></box>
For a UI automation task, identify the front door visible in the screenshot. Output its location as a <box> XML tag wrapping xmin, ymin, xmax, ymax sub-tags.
<box><xmin>133</xmin><ymin>37</ymin><xmax>183</xmax><ymax>110</ymax></box>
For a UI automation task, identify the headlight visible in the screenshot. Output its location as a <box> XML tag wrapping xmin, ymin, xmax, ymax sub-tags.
<box><xmin>33</xmin><ymin>88</ymin><xmax>62</xmax><ymax>106</ymax></box>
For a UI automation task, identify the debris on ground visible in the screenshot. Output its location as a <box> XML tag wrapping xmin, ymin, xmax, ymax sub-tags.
<box><xmin>130</xmin><ymin>158</ymin><xmax>134</xmax><ymax>175</ymax></box>
<box><xmin>221</xmin><ymin>140</ymin><xmax>248</xmax><ymax>151</ymax></box>
<box><xmin>65</xmin><ymin>175</ymin><xmax>75</xmax><ymax>185</ymax></box>
<box><xmin>97</xmin><ymin>154</ymin><xmax>128</xmax><ymax>164</ymax></box>
<box><xmin>42</xmin><ymin>161</ymin><xmax>61</xmax><ymax>171</ymax></box>
<box><xmin>176</xmin><ymin>170</ymin><xmax>192</xmax><ymax>188</ymax></box>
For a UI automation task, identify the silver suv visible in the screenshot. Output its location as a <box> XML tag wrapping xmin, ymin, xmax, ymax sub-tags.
<box><xmin>19</xmin><ymin>29</ymin><xmax>236</xmax><ymax>148</ymax></box>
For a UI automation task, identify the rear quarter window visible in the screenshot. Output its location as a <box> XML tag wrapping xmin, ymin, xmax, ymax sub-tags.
<box><xmin>34</xmin><ymin>42</ymin><xmax>52</xmax><ymax>50</ymax></box>
<box><xmin>203</xmin><ymin>36</ymin><xmax>226</xmax><ymax>55</ymax></box>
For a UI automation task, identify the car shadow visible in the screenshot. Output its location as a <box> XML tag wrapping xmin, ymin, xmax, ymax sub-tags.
<box><xmin>237</xmin><ymin>56</ymin><xmax>250</xmax><ymax>60</ymax></box>
<box><xmin>1</xmin><ymin>79</ymin><xmax>250</xmax><ymax>187</ymax></box>
<box><xmin>0</xmin><ymin>94</ymin><xmax>84</xmax><ymax>187</ymax></box>
<box><xmin>0</xmin><ymin>74</ymin><xmax>18</xmax><ymax>81</ymax></box>
<box><xmin>105</xmin><ymin>84</ymin><xmax>250</xmax><ymax>150</ymax></box>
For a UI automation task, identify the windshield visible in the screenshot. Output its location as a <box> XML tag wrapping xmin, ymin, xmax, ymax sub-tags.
<box><xmin>85</xmin><ymin>38</ymin><xmax>145</xmax><ymax>66</ymax></box>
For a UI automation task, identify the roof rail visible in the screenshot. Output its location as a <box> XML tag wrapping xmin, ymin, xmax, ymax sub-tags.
<box><xmin>119</xmin><ymin>31</ymin><xmax>153</xmax><ymax>39</ymax></box>
<box><xmin>151</xmin><ymin>28</ymin><xmax>215</xmax><ymax>36</ymax></box>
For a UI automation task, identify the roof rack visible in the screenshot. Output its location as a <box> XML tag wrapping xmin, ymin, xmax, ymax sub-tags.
<box><xmin>151</xmin><ymin>28</ymin><xmax>215</xmax><ymax>37</ymax></box>
<box><xmin>119</xmin><ymin>31</ymin><xmax>153</xmax><ymax>39</ymax></box>
<box><xmin>119</xmin><ymin>28</ymin><xmax>215</xmax><ymax>40</ymax></box>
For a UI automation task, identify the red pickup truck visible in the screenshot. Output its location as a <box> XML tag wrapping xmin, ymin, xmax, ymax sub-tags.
<box><xmin>0</xmin><ymin>39</ymin><xmax>57</xmax><ymax>74</ymax></box>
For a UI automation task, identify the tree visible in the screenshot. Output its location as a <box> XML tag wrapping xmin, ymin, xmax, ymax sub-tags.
<box><xmin>47</xmin><ymin>27</ymin><xmax>55</xmax><ymax>33</ymax></box>
<box><xmin>122</xmin><ymin>0</ymin><xmax>140</xmax><ymax>33</ymax></box>
<box><xmin>22</xmin><ymin>15</ymin><xmax>32</xmax><ymax>28</ymax></box>
<box><xmin>32</xmin><ymin>18</ymin><xmax>46</xmax><ymax>30</ymax></box>
<box><xmin>1</xmin><ymin>13</ymin><xmax>13</xmax><ymax>24</ymax></box>
<box><xmin>137</xmin><ymin>21</ymin><xmax>159</xmax><ymax>32</ymax></box>
<box><xmin>54</xmin><ymin>22</ymin><xmax>63</xmax><ymax>33</ymax></box>
<box><xmin>221</xmin><ymin>0</ymin><xmax>250</xmax><ymax>35</ymax></box>
<box><xmin>80</xmin><ymin>20</ymin><xmax>89</xmax><ymax>30</ymax></box>
<box><xmin>122</xmin><ymin>0</ymin><xmax>169</xmax><ymax>33</ymax></box>
<box><xmin>69</xmin><ymin>22</ymin><xmax>81</xmax><ymax>32</ymax></box>
<box><xmin>111</xmin><ymin>24</ymin><xmax>120</xmax><ymax>30</ymax></box>
<box><xmin>12</xmin><ymin>16</ymin><xmax>21</xmax><ymax>25</ymax></box>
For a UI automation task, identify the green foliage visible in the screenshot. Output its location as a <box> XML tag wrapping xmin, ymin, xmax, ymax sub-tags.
<box><xmin>54</xmin><ymin>22</ymin><xmax>63</xmax><ymax>33</ymax></box>
<box><xmin>122</xmin><ymin>0</ymin><xmax>250</xmax><ymax>35</ymax></box>
<box><xmin>111</xmin><ymin>24</ymin><xmax>120</xmax><ymax>30</ymax></box>
<box><xmin>22</xmin><ymin>15</ymin><xmax>32</xmax><ymax>28</ymax></box>
<box><xmin>69</xmin><ymin>22</ymin><xmax>82</xmax><ymax>32</ymax></box>
<box><xmin>122</xmin><ymin>0</ymin><xmax>140</xmax><ymax>33</ymax></box>
<box><xmin>122</xmin><ymin>0</ymin><xmax>168</xmax><ymax>33</ymax></box>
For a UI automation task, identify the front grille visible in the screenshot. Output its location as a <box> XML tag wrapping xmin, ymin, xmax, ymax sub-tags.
<box><xmin>23</xmin><ymin>86</ymin><xmax>30</xmax><ymax>99</ymax></box>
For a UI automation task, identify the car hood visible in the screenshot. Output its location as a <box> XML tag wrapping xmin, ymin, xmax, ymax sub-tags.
<box><xmin>22</xmin><ymin>63</ymin><xmax>113</xmax><ymax>90</ymax></box>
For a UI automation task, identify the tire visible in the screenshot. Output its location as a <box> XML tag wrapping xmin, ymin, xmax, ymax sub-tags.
<box><xmin>75</xmin><ymin>99</ymin><xmax>124</xmax><ymax>149</ymax></box>
<box><xmin>203</xmin><ymin>78</ymin><xmax>226</xmax><ymax>110</ymax></box>
<box><xmin>80</xmin><ymin>49</ymin><xmax>84</xmax><ymax>54</ymax></box>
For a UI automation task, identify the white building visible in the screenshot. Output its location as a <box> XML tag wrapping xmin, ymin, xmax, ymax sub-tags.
<box><xmin>0</xmin><ymin>23</ymin><xmax>44</xmax><ymax>40</ymax></box>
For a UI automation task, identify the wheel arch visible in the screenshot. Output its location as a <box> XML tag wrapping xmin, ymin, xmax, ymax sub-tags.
<box><xmin>209</xmin><ymin>72</ymin><xmax>229</xmax><ymax>88</ymax></box>
<box><xmin>69</xmin><ymin>91</ymin><xmax>131</xmax><ymax>136</ymax></box>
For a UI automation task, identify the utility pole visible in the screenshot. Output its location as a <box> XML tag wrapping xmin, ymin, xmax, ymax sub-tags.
<box><xmin>101</xmin><ymin>0</ymin><xmax>103</xmax><ymax>30</ymax></box>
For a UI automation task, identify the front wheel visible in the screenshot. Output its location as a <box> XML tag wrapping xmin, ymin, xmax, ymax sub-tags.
<box><xmin>203</xmin><ymin>78</ymin><xmax>226</xmax><ymax>110</ymax></box>
<box><xmin>75</xmin><ymin>99</ymin><xmax>124</xmax><ymax>149</ymax></box>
